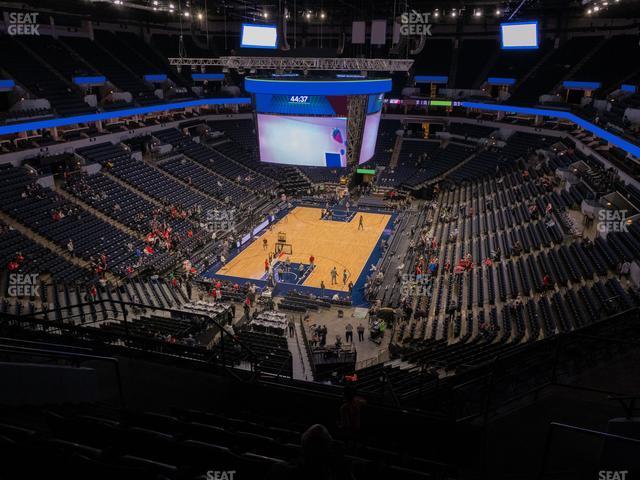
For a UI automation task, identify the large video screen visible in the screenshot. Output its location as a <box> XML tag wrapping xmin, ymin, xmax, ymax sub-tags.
<box><xmin>241</xmin><ymin>24</ymin><xmax>278</xmax><ymax>49</ymax></box>
<box><xmin>500</xmin><ymin>21</ymin><xmax>538</xmax><ymax>49</ymax></box>
<box><xmin>359</xmin><ymin>111</ymin><xmax>382</xmax><ymax>164</ymax></box>
<box><xmin>257</xmin><ymin>114</ymin><xmax>348</xmax><ymax>167</ymax></box>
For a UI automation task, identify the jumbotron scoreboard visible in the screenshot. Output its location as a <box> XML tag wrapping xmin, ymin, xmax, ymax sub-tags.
<box><xmin>245</xmin><ymin>76</ymin><xmax>392</xmax><ymax>168</ymax></box>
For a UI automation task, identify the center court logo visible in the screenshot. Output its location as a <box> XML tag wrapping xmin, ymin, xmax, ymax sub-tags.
<box><xmin>7</xmin><ymin>273</ymin><xmax>40</xmax><ymax>297</ymax></box>
<box><xmin>399</xmin><ymin>10</ymin><xmax>433</xmax><ymax>36</ymax></box>
<box><xmin>6</xmin><ymin>12</ymin><xmax>40</xmax><ymax>36</ymax></box>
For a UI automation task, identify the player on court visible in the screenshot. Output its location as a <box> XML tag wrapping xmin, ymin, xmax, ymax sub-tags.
<box><xmin>330</xmin><ymin>267</ymin><xmax>338</xmax><ymax>285</ymax></box>
<box><xmin>358</xmin><ymin>215</ymin><xmax>364</xmax><ymax>230</ymax></box>
<box><xmin>263</xmin><ymin>238</ymin><xmax>268</xmax><ymax>251</ymax></box>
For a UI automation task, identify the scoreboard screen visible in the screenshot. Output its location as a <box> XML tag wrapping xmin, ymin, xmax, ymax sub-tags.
<box><xmin>255</xmin><ymin>93</ymin><xmax>349</xmax><ymax>167</ymax></box>
<box><xmin>254</xmin><ymin>91</ymin><xmax>382</xmax><ymax>167</ymax></box>
<box><xmin>257</xmin><ymin>114</ymin><xmax>348</xmax><ymax>168</ymax></box>
<box><xmin>501</xmin><ymin>21</ymin><xmax>538</xmax><ymax>49</ymax></box>
<box><xmin>241</xmin><ymin>24</ymin><xmax>277</xmax><ymax>49</ymax></box>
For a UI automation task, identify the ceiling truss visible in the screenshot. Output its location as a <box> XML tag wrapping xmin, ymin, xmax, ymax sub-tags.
<box><xmin>168</xmin><ymin>56</ymin><xmax>414</xmax><ymax>72</ymax></box>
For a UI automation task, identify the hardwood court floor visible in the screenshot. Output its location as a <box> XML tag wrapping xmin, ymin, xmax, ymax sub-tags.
<box><xmin>216</xmin><ymin>206</ymin><xmax>391</xmax><ymax>292</ymax></box>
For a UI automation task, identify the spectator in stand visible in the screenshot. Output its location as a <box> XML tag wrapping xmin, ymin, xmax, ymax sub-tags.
<box><xmin>339</xmin><ymin>385</ymin><xmax>367</xmax><ymax>446</ymax></box>
<box><xmin>268</xmin><ymin>424</ymin><xmax>352</xmax><ymax>480</ymax></box>
<box><xmin>619</xmin><ymin>260</ymin><xmax>631</xmax><ymax>280</ymax></box>
<box><xmin>243</xmin><ymin>297</ymin><xmax>251</xmax><ymax>319</ymax></box>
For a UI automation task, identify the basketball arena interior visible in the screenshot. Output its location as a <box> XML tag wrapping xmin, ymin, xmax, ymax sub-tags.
<box><xmin>0</xmin><ymin>0</ymin><xmax>640</xmax><ymax>478</ymax></box>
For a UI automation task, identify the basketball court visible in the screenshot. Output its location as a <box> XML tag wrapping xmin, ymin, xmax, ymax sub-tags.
<box><xmin>214</xmin><ymin>206</ymin><xmax>392</xmax><ymax>292</ymax></box>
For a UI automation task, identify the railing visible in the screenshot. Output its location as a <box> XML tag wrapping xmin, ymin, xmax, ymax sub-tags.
<box><xmin>292</xmin><ymin>314</ymin><xmax>307</xmax><ymax>380</ymax></box>
<box><xmin>0</xmin><ymin>297</ymin><xmax>260</xmax><ymax>378</ymax></box>
<box><xmin>449</xmin><ymin>307</ymin><xmax>640</xmax><ymax>423</ymax></box>
<box><xmin>355</xmin><ymin>349</ymin><xmax>387</xmax><ymax>370</ymax></box>
<box><xmin>538</xmin><ymin>422</ymin><xmax>640</xmax><ymax>480</ymax></box>
<box><xmin>608</xmin><ymin>394</ymin><xmax>640</xmax><ymax>419</ymax></box>
<box><xmin>0</xmin><ymin>338</ymin><xmax>126</xmax><ymax>408</ymax></box>
<box><xmin>298</xmin><ymin>317</ymin><xmax>315</xmax><ymax>376</ymax></box>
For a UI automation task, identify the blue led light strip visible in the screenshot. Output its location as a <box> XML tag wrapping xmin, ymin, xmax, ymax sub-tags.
<box><xmin>487</xmin><ymin>77</ymin><xmax>516</xmax><ymax>86</ymax></box>
<box><xmin>461</xmin><ymin>101</ymin><xmax>640</xmax><ymax>159</ymax></box>
<box><xmin>73</xmin><ymin>76</ymin><xmax>107</xmax><ymax>85</ymax></box>
<box><xmin>0</xmin><ymin>98</ymin><xmax>251</xmax><ymax>135</ymax></box>
<box><xmin>144</xmin><ymin>74</ymin><xmax>168</xmax><ymax>82</ymax></box>
<box><xmin>415</xmin><ymin>75</ymin><xmax>449</xmax><ymax>84</ymax></box>
<box><xmin>245</xmin><ymin>78</ymin><xmax>392</xmax><ymax>95</ymax></box>
<box><xmin>562</xmin><ymin>80</ymin><xmax>602</xmax><ymax>90</ymax></box>
<box><xmin>192</xmin><ymin>73</ymin><xmax>225</xmax><ymax>80</ymax></box>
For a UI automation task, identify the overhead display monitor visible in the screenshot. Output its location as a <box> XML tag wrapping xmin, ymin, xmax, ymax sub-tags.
<box><xmin>500</xmin><ymin>21</ymin><xmax>538</xmax><ymax>49</ymax></box>
<box><xmin>359</xmin><ymin>111</ymin><xmax>382</xmax><ymax>164</ymax></box>
<box><xmin>257</xmin><ymin>114</ymin><xmax>348</xmax><ymax>167</ymax></box>
<box><xmin>241</xmin><ymin>24</ymin><xmax>278</xmax><ymax>49</ymax></box>
<box><xmin>358</xmin><ymin>93</ymin><xmax>385</xmax><ymax>164</ymax></box>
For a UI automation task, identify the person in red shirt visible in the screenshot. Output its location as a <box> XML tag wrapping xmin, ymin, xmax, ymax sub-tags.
<box><xmin>309</xmin><ymin>255</ymin><xmax>315</xmax><ymax>266</ymax></box>
<box><xmin>264</xmin><ymin>258</ymin><xmax>269</xmax><ymax>272</ymax></box>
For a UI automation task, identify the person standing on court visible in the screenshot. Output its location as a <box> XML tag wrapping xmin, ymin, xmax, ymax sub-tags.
<box><xmin>345</xmin><ymin>323</ymin><xmax>353</xmax><ymax>343</ymax></box>
<box><xmin>358</xmin><ymin>215</ymin><xmax>364</xmax><ymax>230</ymax></box>
<box><xmin>320</xmin><ymin>280</ymin><xmax>326</xmax><ymax>297</ymax></box>
<box><xmin>309</xmin><ymin>254</ymin><xmax>315</xmax><ymax>266</ymax></box>
<box><xmin>263</xmin><ymin>237</ymin><xmax>268</xmax><ymax>251</ymax></box>
<box><xmin>288</xmin><ymin>317</ymin><xmax>295</xmax><ymax>337</ymax></box>
<box><xmin>331</xmin><ymin>267</ymin><xmax>338</xmax><ymax>285</ymax></box>
<box><xmin>357</xmin><ymin>323</ymin><xmax>365</xmax><ymax>342</ymax></box>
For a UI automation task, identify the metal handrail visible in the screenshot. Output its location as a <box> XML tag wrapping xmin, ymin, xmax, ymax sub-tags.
<box><xmin>2</xmin><ymin>297</ymin><xmax>260</xmax><ymax>375</ymax></box>
<box><xmin>292</xmin><ymin>314</ymin><xmax>306</xmax><ymax>378</ymax></box>
<box><xmin>0</xmin><ymin>342</ymin><xmax>125</xmax><ymax>408</ymax></box>
<box><xmin>538</xmin><ymin>422</ymin><xmax>640</xmax><ymax>480</ymax></box>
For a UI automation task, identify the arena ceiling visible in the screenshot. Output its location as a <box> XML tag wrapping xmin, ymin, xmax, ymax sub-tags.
<box><xmin>5</xmin><ymin>0</ymin><xmax>640</xmax><ymax>23</ymax></box>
